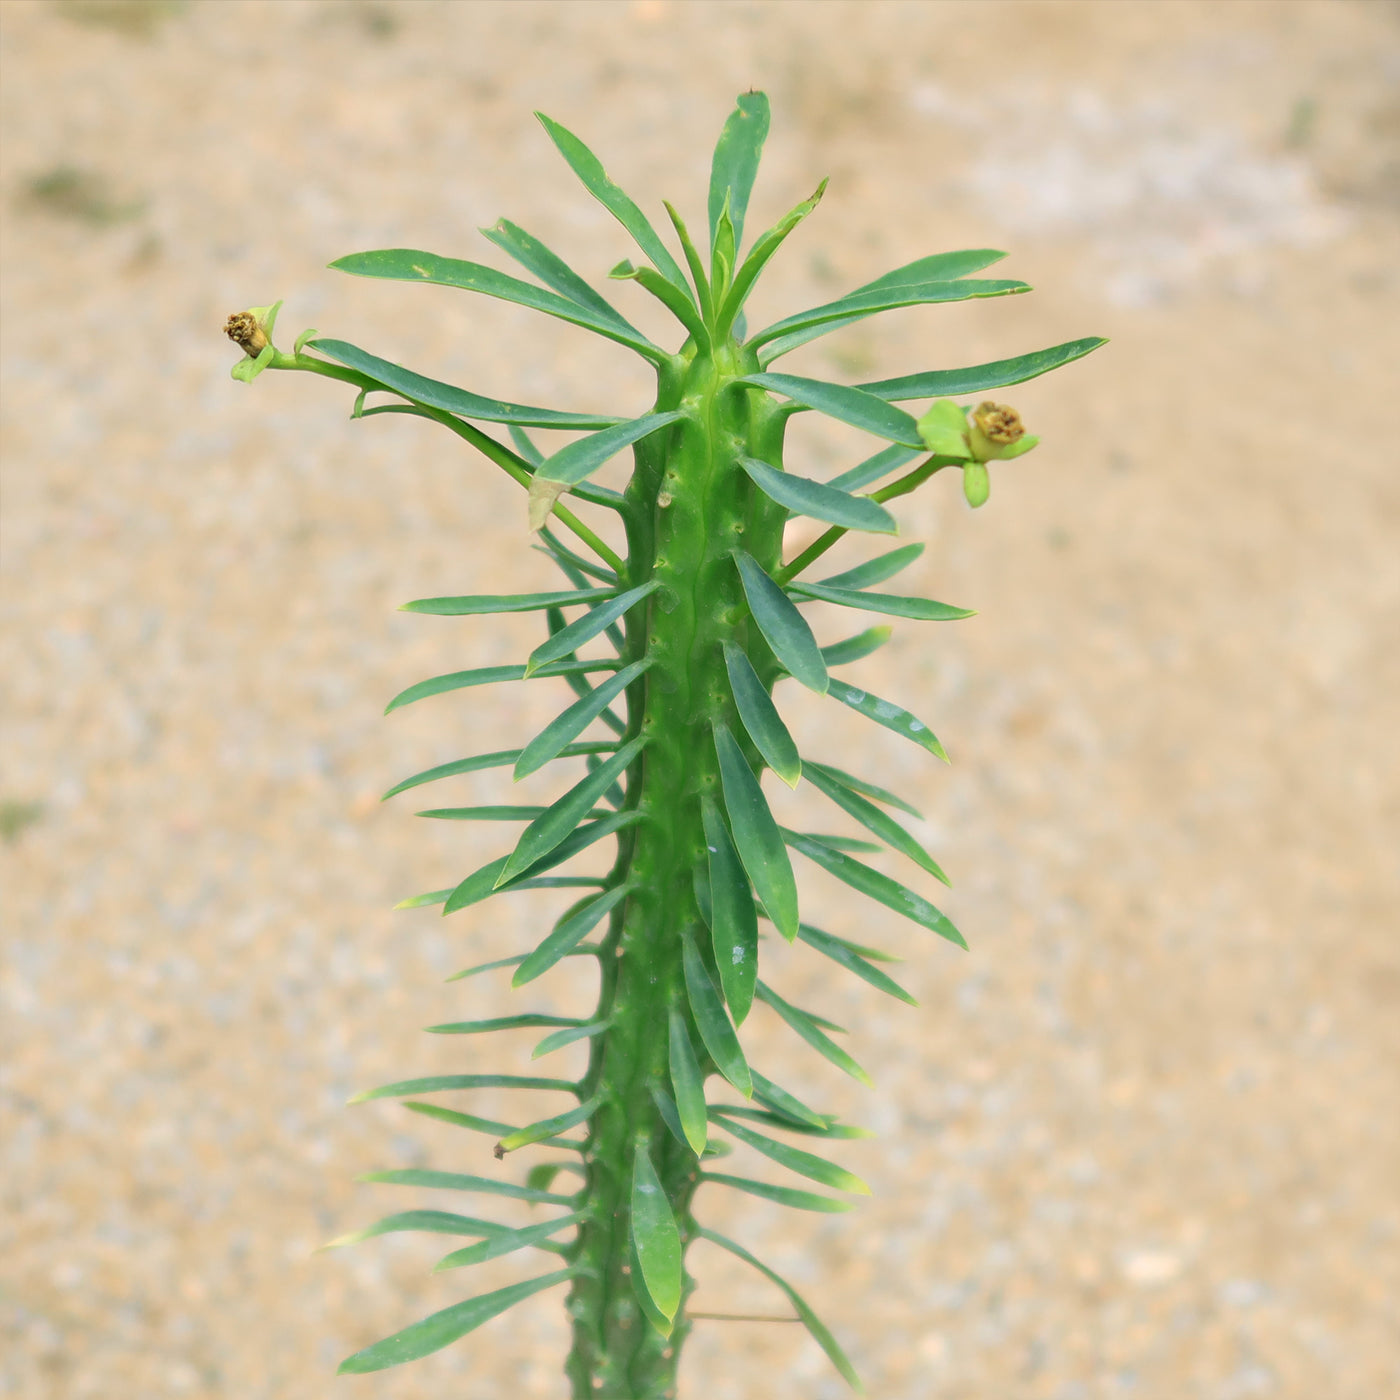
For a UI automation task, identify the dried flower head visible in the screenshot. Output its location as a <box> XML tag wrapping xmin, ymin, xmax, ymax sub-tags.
<box><xmin>225</xmin><ymin>310</ymin><xmax>268</xmax><ymax>357</ymax></box>
<box><xmin>971</xmin><ymin>401</ymin><xmax>1024</xmax><ymax>446</ymax></box>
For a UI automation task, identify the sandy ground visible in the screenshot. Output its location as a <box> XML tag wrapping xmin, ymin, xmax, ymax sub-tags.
<box><xmin>2</xmin><ymin>2</ymin><xmax>1398</xmax><ymax>1397</ymax></box>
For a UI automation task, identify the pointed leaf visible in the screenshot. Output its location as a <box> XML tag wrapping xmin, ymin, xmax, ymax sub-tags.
<box><xmin>446</xmin><ymin>947</ymin><xmax>598</xmax><ymax>983</ymax></box>
<box><xmin>738</xmin><ymin>456</ymin><xmax>897</xmax><ymax>534</ymax></box>
<box><xmin>820</xmin><ymin>627</ymin><xmax>892</xmax><ymax>667</ymax></box>
<box><xmin>752</xmin><ymin>277</ymin><xmax>1030</xmax><ymax>358</ymax></box>
<box><xmin>734</xmin><ymin>551</ymin><xmax>827</xmax><ymax>694</ymax></box>
<box><xmin>425</xmin><ymin>1014</ymin><xmax>579</xmax><ymax>1036</ymax></box>
<box><xmin>514</xmin><ymin>883</ymin><xmax>632</xmax><ymax>986</ymax></box>
<box><xmin>401</xmin><ymin>1102</ymin><xmax>514</xmax><ymax>1137</ymax></box>
<box><xmin>532</xmin><ymin>1020</ymin><xmax>610</xmax><ymax>1059</ymax></box>
<box><xmin>858</xmin><ymin>335</ymin><xmax>1107</xmax><ymax>402</ymax></box>
<box><xmin>723</xmin><ymin>642</ymin><xmax>800</xmax><ymax>789</ymax></box>
<box><xmin>529</xmin><ymin>411</ymin><xmax>685</xmax><ymax>530</ymax></box>
<box><xmin>755</xmin><ymin>980</ymin><xmax>872</xmax><ymax>1086</ymax></box>
<box><xmin>682</xmin><ymin>928</ymin><xmax>751</xmax><ymax>1097</ymax></box>
<box><xmin>383</xmin><ymin>741</ymin><xmax>616</xmax><ymax>800</ymax></box>
<box><xmin>510</xmin><ymin>424</ymin><xmax>546</xmax><ymax>467</ymax></box>
<box><xmin>750</xmin><ymin>1070</ymin><xmax>829</xmax><ymax>1129</ymax></box>
<box><xmin>526</xmin><ymin>582</ymin><xmax>659</xmax><ymax>675</ymax></box>
<box><xmin>498</xmin><ymin>738</ymin><xmax>645</xmax><ymax>884</ymax></box>
<box><xmin>802</xmin><ymin>762</ymin><xmax>948</xmax><ymax>884</ymax></box>
<box><xmin>479</xmin><ymin>218</ymin><xmax>643</xmax><ymax>331</ymax></box>
<box><xmin>307</xmin><ymin>338</ymin><xmax>620</xmax><ymax>429</ymax></box>
<box><xmin>322</xmin><ymin>1210</ymin><xmax>507</xmax><ymax>1251</ymax></box>
<box><xmin>783</xmin><ymin>830</ymin><xmax>967</xmax><ymax>949</ymax></box>
<box><xmin>415</xmin><ymin>805</ymin><xmax>552</xmax><ymax>821</ymax></box>
<box><xmin>497</xmin><ymin>1096</ymin><xmax>601</xmax><ymax>1153</ymax></box>
<box><xmin>385</xmin><ymin>659</ymin><xmax>617</xmax><ymax>715</ymax></box>
<box><xmin>715</xmin><ymin>1113</ymin><xmax>869</xmax><ymax>1194</ymax></box>
<box><xmin>737</xmin><ymin>374</ymin><xmax>922</xmax><ymax>448</ymax></box>
<box><xmin>804</xmin><ymin>759</ymin><xmax>923</xmax><ymax>818</ymax></box>
<box><xmin>701</xmin><ymin>1172</ymin><xmax>853</xmax><ymax>1213</ymax></box>
<box><xmin>714</xmin><ymin>723</ymin><xmax>799</xmax><ymax>941</ymax></box>
<box><xmin>829</xmin><ymin>443</ymin><xmax>923</xmax><ymax>493</ymax></box>
<box><xmin>698</xmin><ymin>1229</ymin><xmax>863</xmax><ymax>1391</ymax></box>
<box><xmin>402</xmin><ymin>586</ymin><xmax>614</xmax><ymax>617</ymax></box>
<box><xmin>788</xmin><ymin>579</ymin><xmax>972</xmax><ymax>621</ymax></box>
<box><xmin>515</xmin><ymin>660</ymin><xmax>650</xmax><ymax>778</ymax></box>
<box><xmin>823</xmin><ymin>677</ymin><xmax>948</xmax><ymax>761</ymax></box>
<box><xmin>796</xmin><ymin>924</ymin><xmax>917</xmax><ymax>1006</ymax></box>
<box><xmin>668</xmin><ymin>1008</ymin><xmax>709</xmax><ymax>1156</ymax></box>
<box><xmin>330</xmin><ymin>245</ymin><xmax>661</xmax><ymax>360</ymax></box>
<box><xmin>700</xmin><ymin>795</ymin><xmax>759</xmax><ymax>1024</ymax></box>
<box><xmin>350</xmin><ymin>1075</ymin><xmax>574</xmax><ymax>1103</ymax></box>
<box><xmin>717</xmin><ymin>180</ymin><xmax>827</xmax><ymax>332</ymax></box>
<box><xmin>631</xmin><ymin>1144</ymin><xmax>683</xmax><ymax>1327</ymax></box>
<box><xmin>536</xmin><ymin>112</ymin><xmax>690</xmax><ymax>293</ymax></box>
<box><xmin>709</xmin><ymin>90</ymin><xmax>771</xmax><ymax>251</ymax></box>
<box><xmin>650</xmin><ymin>1081</ymin><xmax>690</xmax><ymax>1151</ymax></box>
<box><xmin>818</xmin><ymin>544</ymin><xmax>925</xmax><ymax>591</ymax></box>
<box><xmin>337</xmin><ymin>1270</ymin><xmax>573</xmax><ymax>1374</ymax></box>
<box><xmin>711</xmin><ymin>1104</ymin><xmax>874</xmax><ymax>1141</ymax></box>
<box><xmin>357</xmin><ymin>1169</ymin><xmax>575</xmax><ymax>1206</ymax></box>
<box><xmin>435</xmin><ymin>1211</ymin><xmax>590</xmax><ymax>1271</ymax></box>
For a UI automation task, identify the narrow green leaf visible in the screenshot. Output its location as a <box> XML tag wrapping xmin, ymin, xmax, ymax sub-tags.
<box><xmin>700</xmin><ymin>795</ymin><xmax>759</xmax><ymax>1024</ymax></box>
<box><xmin>824</xmin><ymin>677</ymin><xmax>949</xmax><ymax>762</ymax></box>
<box><xmin>797</xmin><ymin>924</ymin><xmax>917</xmax><ymax>1006</ymax></box>
<box><xmin>321</xmin><ymin>1209</ymin><xmax>507</xmax><ymax>1251</ymax></box>
<box><xmin>650</xmin><ymin>1081</ymin><xmax>690</xmax><ymax>1151</ymax></box>
<box><xmin>738</xmin><ymin>456</ymin><xmax>897</xmax><ymax>534</ymax></box>
<box><xmin>526</xmin><ymin>582</ymin><xmax>659</xmax><ymax>675</ymax></box>
<box><xmin>799</xmin><ymin>833</ymin><xmax>882</xmax><ymax>856</ymax></box>
<box><xmin>709</xmin><ymin>90</ymin><xmax>770</xmax><ymax>251</ymax></box>
<box><xmin>802</xmin><ymin>762</ymin><xmax>948</xmax><ymax>885</ymax></box>
<box><xmin>510</xmin><ymin>424</ymin><xmax>546</xmax><ymax>467</ymax></box>
<box><xmin>737</xmin><ymin>375</ymin><xmax>922</xmax><ymax>449</ymax></box>
<box><xmin>820</xmin><ymin>627</ymin><xmax>892</xmax><ymax>667</ymax></box>
<box><xmin>383</xmin><ymin>742</ymin><xmax>616</xmax><ymax>800</ymax></box>
<box><xmin>440</xmin><ymin>827</ymin><xmax>626</xmax><ymax>915</ymax></box>
<box><xmin>401</xmin><ymin>1102</ymin><xmax>513</xmax><ymax>1137</ymax></box>
<box><xmin>750</xmin><ymin>1070</ymin><xmax>829</xmax><ymax>1129</ymax></box>
<box><xmin>357</xmin><ymin>1169</ymin><xmax>575</xmax><ymax>1206</ymax></box>
<box><xmin>715</xmin><ymin>1113</ymin><xmax>869</xmax><ymax>1194</ymax></box>
<box><xmin>386</xmin><ymin>660</ymin><xmax>617</xmax><ymax>715</ymax></box>
<box><xmin>330</xmin><ymin>245</ymin><xmax>662</xmax><ymax>360</ymax></box>
<box><xmin>402</xmin><ymin>586</ymin><xmax>614</xmax><ymax>617</ymax></box>
<box><xmin>819</xmin><ymin>543</ymin><xmax>925</xmax><ymax>591</ymax></box>
<box><xmin>529</xmin><ymin>411</ymin><xmax>685</xmax><ymax>530</ymax></box>
<box><xmin>514</xmin><ymin>883</ymin><xmax>632</xmax><ymax>987</ymax></box>
<box><xmin>711</xmin><ymin>1104</ymin><xmax>874</xmax><ymax>1141</ymax></box>
<box><xmin>479</xmin><ymin>218</ymin><xmax>643</xmax><ymax>332</ymax></box>
<box><xmin>663</xmin><ymin>201</ymin><xmax>713</xmax><ymax>322</ymax></box>
<box><xmin>698</xmin><ymin>1229</ymin><xmax>863</xmax><ymax>1391</ymax></box>
<box><xmin>350</xmin><ymin>1074</ymin><xmax>575</xmax><ymax>1104</ymax></box>
<box><xmin>498</xmin><ymin>737</ymin><xmax>645</xmax><ymax>884</ymax></box>
<box><xmin>446</xmin><ymin>947</ymin><xmax>598</xmax><ymax>983</ymax></box>
<box><xmin>734</xmin><ymin>551</ymin><xmax>827</xmax><ymax>694</ymax></box>
<box><xmin>610</xmin><ymin>258</ymin><xmax>709</xmax><ymax>345</ymax></box>
<box><xmin>782</xmin><ymin>830</ymin><xmax>967</xmax><ymax>949</ymax></box>
<box><xmin>307</xmin><ymin>338</ymin><xmax>620</xmax><ymax>430</ymax></box>
<box><xmin>714</xmin><ymin>723</ymin><xmax>799</xmax><ymax>942</ymax></box>
<box><xmin>415</xmin><ymin>805</ymin><xmax>556</xmax><ymax>821</ymax></box>
<box><xmin>861</xmin><ymin>248</ymin><xmax>1008</xmax><ymax>291</ymax></box>
<box><xmin>337</xmin><ymin>1270</ymin><xmax>573</xmax><ymax>1374</ymax></box>
<box><xmin>497</xmin><ymin>1096</ymin><xmax>601</xmax><ymax>1154</ymax></box>
<box><xmin>828</xmin><ymin>443</ymin><xmax>923</xmax><ymax>493</ymax></box>
<box><xmin>630</xmin><ymin>1144</ymin><xmax>683</xmax><ymax>1328</ymax></box>
<box><xmin>668</xmin><ymin>1008</ymin><xmax>709</xmax><ymax>1156</ymax></box>
<box><xmin>535</xmin><ymin>112</ymin><xmax>690</xmax><ymax>293</ymax></box>
<box><xmin>755</xmin><ymin>980</ymin><xmax>872</xmax><ymax>1086</ymax></box>
<box><xmin>435</xmin><ymin>1210</ymin><xmax>590</xmax><ymax>1271</ymax></box>
<box><xmin>752</xmin><ymin>277</ymin><xmax>1030</xmax><ymax>359</ymax></box>
<box><xmin>788</xmin><ymin>579</ymin><xmax>972</xmax><ymax>621</ymax></box>
<box><xmin>717</xmin><ymin>180</ymin><xmax>827</xmax><ymax>332</ymax></box>
<box><xmin>682</xmin><ymin>928</ymin><xmax>751</xmax><ymax>1097</ymax></box>
<box><xmin>515</xmin><ymin>661</ymin><xmax>649</xmax><ymax>779</ymax></box>
<box><xmin>804</xmin><ymin>759</ymin><xmax>923</xmax><ymax>818</ymax></box>
<box><xmin>858</xmin><ymin>335</ymin><xmax>1107</xmax><ymax>402</ymax></box>
<box><xmin>531</xmin><ymin>1020</ymin><xmax>609</xmax><ymax>1059</ymax></box>
<box><xmin>425</xmin><ymin>1014</ymin><xmax>578</xmax><ymax>1036</ymax></box>
<box><xmin>723</xmin><ymin>643</ymin><xmax>800</xmax><ymax>790</ymax></box>
<box><xmin>701</xmin><ymin>1172</ymin><xmax>853</xmax><ymax>1213</ymax></box>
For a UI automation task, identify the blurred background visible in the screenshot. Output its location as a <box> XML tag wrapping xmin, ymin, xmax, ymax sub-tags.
<box><xmin>2</xmin><ymin>2</ymin><xmax>1397</xmax><ymax>1397</ymax></box>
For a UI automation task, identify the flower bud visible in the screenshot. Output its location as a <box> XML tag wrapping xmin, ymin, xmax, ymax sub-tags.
<box><xmin>967</xmin><ymin>401</ymin><xmax>1037</xmax><ymax>462</ymax></box>
<box><xmin>962</xmin><ymin>460</ymin><xmax>991</xmax><ymax>509</ymax></box>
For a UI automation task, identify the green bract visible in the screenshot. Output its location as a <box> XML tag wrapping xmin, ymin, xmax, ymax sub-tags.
<box><xmin>228</xmin><ymin>92</ymin><xmax>1102</xmax><ymax>1398</ymax></box>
